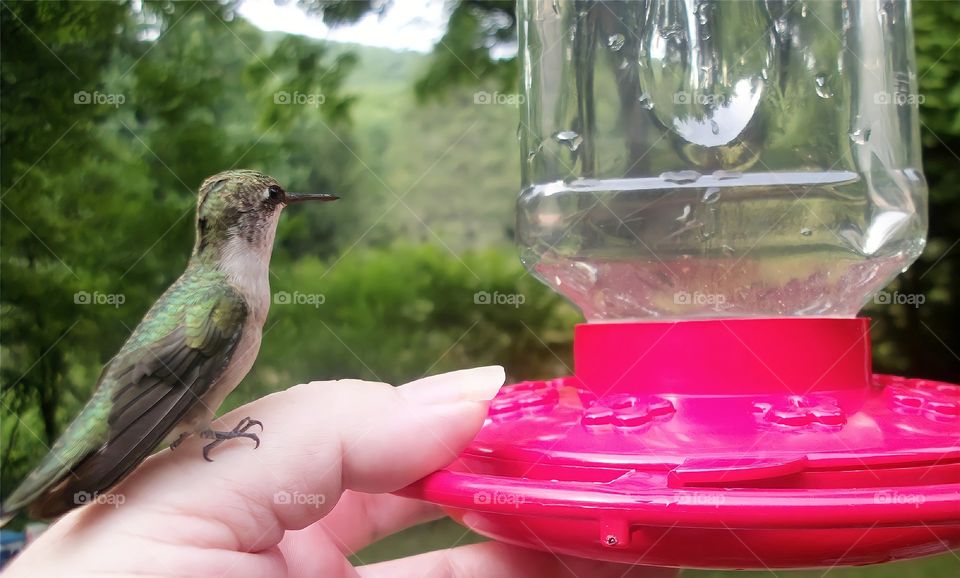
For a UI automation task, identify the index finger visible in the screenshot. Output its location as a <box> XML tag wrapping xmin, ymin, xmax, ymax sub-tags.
<box><xmin>73</xmin><ymin>366</ymin><xmax>505</xmax><ymax>553</ymax></box>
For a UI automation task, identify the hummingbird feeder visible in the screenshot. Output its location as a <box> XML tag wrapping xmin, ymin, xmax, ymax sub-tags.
<box><xmin>400</xmin><ymin>0</ymin><xmax>960</xmax><ymax>568</ymax></box>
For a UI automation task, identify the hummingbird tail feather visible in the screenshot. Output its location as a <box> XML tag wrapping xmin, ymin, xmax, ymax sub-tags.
<box><xmin>0</xmin><ymin>407</ymin><xmax>103</xmax><ymax>524</ymax></box>
<box><xmin>23</xmin><ymin>383</ymin><xmax>200</xmax><ymax>520</ymax></box>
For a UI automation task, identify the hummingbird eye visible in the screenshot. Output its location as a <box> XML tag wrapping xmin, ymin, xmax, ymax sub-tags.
<box><xmin>267</xmin><ymin>185</ymin><xmax>283</xmax><ymax>202</ymax></box>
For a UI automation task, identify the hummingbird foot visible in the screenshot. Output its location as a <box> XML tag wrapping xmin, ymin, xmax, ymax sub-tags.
<box><xmin>169</xmin><ymin>432</ymin><xmax>190</xmax><ymax>451</ymax></box>
<box><xmin>200</xmin><ymin>417</ymin><xmax>263</xmax><ymax>462</ymax></box>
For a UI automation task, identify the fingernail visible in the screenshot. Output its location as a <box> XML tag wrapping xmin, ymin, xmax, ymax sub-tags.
<box><xmin>399</xmin><ymin>366</ymin><xmax>505</xmax><ymax>404</ymax></box>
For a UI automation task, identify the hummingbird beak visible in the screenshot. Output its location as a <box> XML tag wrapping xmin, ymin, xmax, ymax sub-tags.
<box><xmin>284</xmin><ymin>192</ymin><xmax>340</xmax><ymax>205</ymax></box>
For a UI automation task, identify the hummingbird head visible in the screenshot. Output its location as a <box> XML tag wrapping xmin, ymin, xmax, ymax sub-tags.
<box><xmin>192</xmin><ymin>169</ymin><xmax>338</xmax><ymax>259</ymax></box>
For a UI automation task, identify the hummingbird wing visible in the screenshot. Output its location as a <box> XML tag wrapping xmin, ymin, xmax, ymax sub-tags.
<box><xmin>4</xmin><ymin>284</ymin><xmax>248</xmax><ymax>521</ymax></box>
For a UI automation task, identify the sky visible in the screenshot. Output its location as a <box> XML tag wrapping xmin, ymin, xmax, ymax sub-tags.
<box><xmin>237</xmin><ymin>0</ymin><xmax>448</xmax><ymax>53</ymax></box>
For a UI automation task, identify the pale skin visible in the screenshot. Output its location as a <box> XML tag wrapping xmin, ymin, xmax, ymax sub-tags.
<box><xmin>4</xmin><ymin>367</ymin><xmax>678</xmax><ymax>578</ymax></box>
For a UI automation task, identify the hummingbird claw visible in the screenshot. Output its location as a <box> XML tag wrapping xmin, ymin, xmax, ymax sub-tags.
<box><xmin>169</xmin><ymin>432</ymin><xmax>190</xmax><ymax>451</ymax></box>
<box><xmin>237</xmin><ymin>417</ymin><xmax>263</xmax><ymax>432</ymax></box>
<box><xmin>200</xmin><ymin>416</ymin><xmax>264</xmax><ymax>462</ymax></box>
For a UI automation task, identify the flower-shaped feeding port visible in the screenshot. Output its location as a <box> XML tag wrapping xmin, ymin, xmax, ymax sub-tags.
<box><xmin>487</xmin><ymin>380</ymin><xmax>559</xmax><ymax>420</ymax></box>
<box><xmin>581</xmin><ymin>394</ymin><xmax>675</xmax><ymax>428</ymax></box>
<box><xmin>885</xmin><ymin>377</ymin><xmax>960</xmax><ymax>422</ymax></box>
<box><xmin>753</xmin><ymin>395</ymin><xmax>846</xmax><ymax>428</ymax></box>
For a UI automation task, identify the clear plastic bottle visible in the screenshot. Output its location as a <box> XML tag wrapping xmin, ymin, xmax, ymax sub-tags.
<box><xmin>517</xmin><ymin>0</ymin><xmax>927</xmax><ymax>320</ymax></box>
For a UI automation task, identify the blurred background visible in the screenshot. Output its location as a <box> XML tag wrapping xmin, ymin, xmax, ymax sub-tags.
<box><xmin>1</xmin><ymin>0</ymin><xmax>957</xmax><ymax>575</ymax></box>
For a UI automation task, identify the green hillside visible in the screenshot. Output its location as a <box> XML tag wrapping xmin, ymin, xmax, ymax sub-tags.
<box><xmin>331</xmin><ymin>41</ymin><xmax>523</xmax><ymax>250</ymax></box>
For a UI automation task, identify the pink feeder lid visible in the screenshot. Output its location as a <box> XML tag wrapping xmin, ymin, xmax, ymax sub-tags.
<box><xmin>399</xmin><ymin>318</ymin><xmax>960</xmax><ymax>569</ymax></box>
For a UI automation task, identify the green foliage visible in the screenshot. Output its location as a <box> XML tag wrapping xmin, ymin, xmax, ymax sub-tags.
<box><xmin>300</xmin><ymin>0</ymin><xmax>519</xmax><ymax>101</ymax></box>
<box><xmin>913</xmin><ymin>1</ymin><xmax>960</xmax><ymax>143</ymax></box>
<box><xmin>414</xmin><ymin>0</ymin><xmax>518</xmax><ymax>101</ymax></box>
<box><xmin>298</xmin><ymin>0</ymin><xmax>387</xmax><ymax>26</ymax></box>
<box><xmin>1</xmin><ymin>0</ymin><xmax>147</xmax><ymax>463</ymax></box>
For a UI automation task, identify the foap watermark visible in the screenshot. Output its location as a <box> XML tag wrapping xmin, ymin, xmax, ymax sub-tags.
<box><xmin>274</xmin><ymin>90</ymin><xmax>325</xmax><ymax>108</ymax></box>
<box><xmin>674</xmin><ymin>291</ymin><xmax>725</xmax><ymax>306</ymax></box>
<box><xmin>473</xmin><ymin>90</ymin><xmax>525</xmax><ymax>107</ymax></box>
<box><xmin>473</xmin><ymin>490</ymin><xmax>525</xmax><ymax>509</ymax></box>
<box><xmin>874</xmin><ymin>290</ymin><xmax>924</xmax><ymax>308</ymax></box>
<box><xmin>474</xmin><ymin>290</ymin><xmax>525</xmax><ymax>308</ymax></box>
<box><xmin>74</xmin><ymin>290</ymin><xmax>125</xmax><ymax>308</ymax></box>
<box><xmin>273</xmin><ymin>291</ymin><xmax>326</xmax><ymax>308</ymax></box>
<box><xmin>676</xmin><ymin>491</ymin><xmax>726</xmax><ymax>508</ymax></box>
<box><xmin>874</xmin><ymin>490</ymin><xmax>925</xmax><ymax>508</ymax></box>
<box><xmin>74</xmin><ymin>491</ymin><xmax>125</xmax><ymax>508</ymax></box>
<box><xmin>874</xmin><ymin>91</ymin><xmax>925</xmax><ymax>106</ymax></box>
<box><xmin>74</xmin><ymin>90</ymin><xmax>125</xmax><ymax>108</ymax></box>
<box><xmin>673</xmin><ymin>91</ymin><xmax>728</xmax><ymax>106</ymax></box>
<box><xmin>273</xmin><ymin>490</ymin><xmax>327</xmax><ymax>508</ymax></box>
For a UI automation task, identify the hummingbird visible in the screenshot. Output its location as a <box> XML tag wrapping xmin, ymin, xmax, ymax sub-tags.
<box><xmin>1</xmin><ymin>170</ymin><xmax>337</xmax><ymax>524</ymax></box>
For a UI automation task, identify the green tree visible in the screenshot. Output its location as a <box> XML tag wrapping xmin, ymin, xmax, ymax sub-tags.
<box><xmin>300</xmin><ymin>0</ymin><xmax>518</xmax><ymax>100</ymax></box>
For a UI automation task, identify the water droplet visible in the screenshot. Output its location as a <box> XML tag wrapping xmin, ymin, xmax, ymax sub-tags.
<box><xmin>661</xmin><ymin>170</ymin><xmax>701</xmax><ymax>184</ymax></box>
<box><xmin>702</xmin><ymin>187</ymin><xmax>721</xmax><ymax>204</ymax></box>
<box><xmin>849</xmin><ymin>128</ymin><xmax>871</xmax><ymax>145</ymax></box>
<box><xmin>800</xmin><ymin>227</ymin><xmax>813</xmax><ymax>236</ymax></box>
<box><xmin>710</xmin><ymin>119</ymin><xmax>720</xmax><ymax>135</ymax></box>
<box><xmin>553</xmin><ymin>130</ymin><xmax>583</xmax><ymax>152</ymax></box>
<box><xmin>607</xmin><ymin>33</ymin><xmax>625</xmax><ymax>51</ymax></box>
<box><xmin>638</xmin><ymin>93</ymin><xmax>654</xmax><ymax>110</ymax></box>
<box><xmin>712</xmin><ymin>170</ymin><xmax>742</xmax><ymax>181</ymax></box>
<box><xmin>880</xmin><ymin>0</ymin><xmax>897</xmax><ymax>24</ymax></box>
<box><xmin>774</xmin><ymin>16</ymin><xmax>789</xmax><ymax>35</ymax></box>
<box><xmin>527</xmin><ymin>142</ymin><xmax>543</xmax><ymax>161</ymax></box>
<box><xmin>815</xmin><ymin>74</ymin><xmax>833</xmax><ymax>98</ymax></box>
<box><xmin>677</xmin><ymin>204</ymin><xmax>693</xmax><ymax>222</ymax></box>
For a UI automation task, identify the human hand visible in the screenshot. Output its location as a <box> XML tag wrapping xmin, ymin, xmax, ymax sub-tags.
<box><xmin>5</xmin><ymin>366</ymin><xmax>677</xmax><ymax>578</ymax></box>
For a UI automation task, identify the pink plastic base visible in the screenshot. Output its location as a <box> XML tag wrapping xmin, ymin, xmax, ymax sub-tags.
<box><xmin>399</xmin><ymin>319</ymin><xmax>960</xmax><ymax>569</ymax></box>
